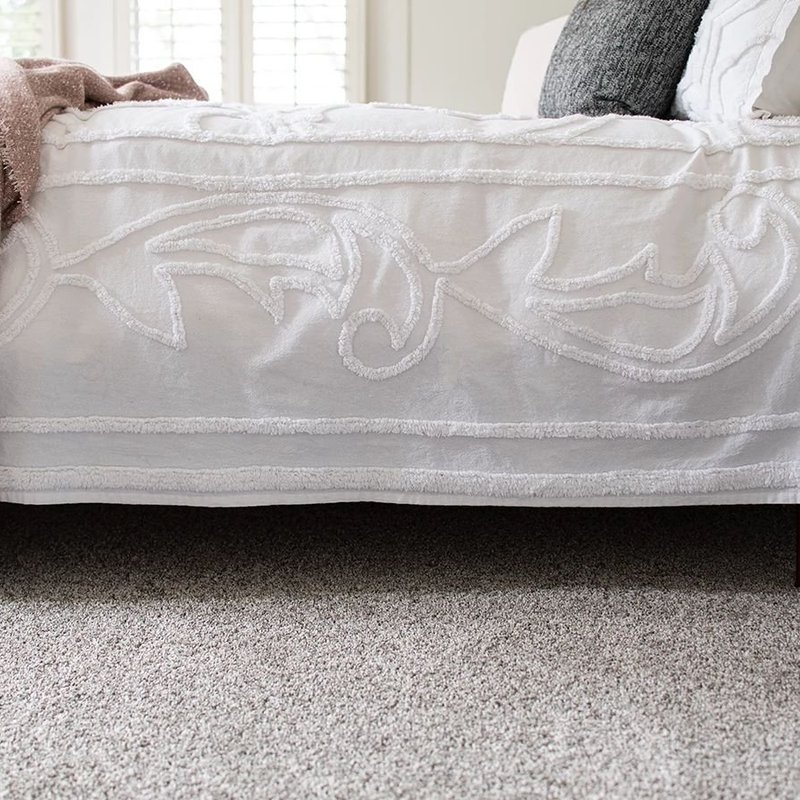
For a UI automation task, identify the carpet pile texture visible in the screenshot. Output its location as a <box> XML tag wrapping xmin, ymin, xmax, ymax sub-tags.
<box><xmin>1</xmin><ymin>503</ymin><xmax>798</xmax><ymax>799</ymax></box>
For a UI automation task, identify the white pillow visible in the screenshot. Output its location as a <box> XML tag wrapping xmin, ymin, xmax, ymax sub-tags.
<box><xmin>674</xmin><ymin>0</ymin><xmax>800</xmax><ymax>121</ymax></box>
<box><xmin>502</xmin><ymin>16</ymin><xmax>567</xmax><ymax>117</ymax></box>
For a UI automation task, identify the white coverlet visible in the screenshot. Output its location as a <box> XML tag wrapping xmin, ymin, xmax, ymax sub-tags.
<box><xmin>1</xmin><ymin>101</ymin><xmax>800</xmax><ymax>506</ymax></box>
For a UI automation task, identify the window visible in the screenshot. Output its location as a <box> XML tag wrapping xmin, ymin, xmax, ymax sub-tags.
<box><xmin>129</xmin><ymin>0</ymin><xmax>363</xmax><ymax>105</ymax></box>
<box><xmin>0</xmin><ymin>0</ymin><xmax>59</xmax><ymax>58</ymax></box>
<box><xmin>130</xmin><ymin>0</ymin><xmax>224</xmax><ymax>101</ymax></box>
<box><xmin>251</xmin><ymin>0</ymin><xmax>349</xmax><ymax>106</ymax></box>
<box><xmin>0</xmin><ymin>0</ymin><xmax>363</xmax><ymax>105</ymax></box>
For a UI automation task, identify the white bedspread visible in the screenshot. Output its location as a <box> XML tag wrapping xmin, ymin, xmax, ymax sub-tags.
<box><xmin>1</xmin><ymin>101</ymin><xmax>799</xmax><ymax>506</ymax></box>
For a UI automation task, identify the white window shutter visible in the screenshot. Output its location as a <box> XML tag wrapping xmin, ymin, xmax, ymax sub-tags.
<box><xmin>130</xmin><ymin>0</ymin><xmax>224</xmax><ymax>100</ymax></box>
<box><xmin>252</xmin><ymin>0</ymin><xmax>348</xmax><ymax>106</ymax></box>
<box><xmin>129</xmin><ymin>0</ymin><xmax>358</xmax><ymax>105</ymax></box>
<box><xmin>0</xmin><ymin>0</ymin><xmax>61</xmax><ymax>58</ymax></box>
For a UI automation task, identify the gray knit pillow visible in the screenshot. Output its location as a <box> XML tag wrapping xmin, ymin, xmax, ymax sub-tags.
<box><xmin>539</xmin><ymin>0</ymin><xmax>710</xmax><ymax>119</ymax></box>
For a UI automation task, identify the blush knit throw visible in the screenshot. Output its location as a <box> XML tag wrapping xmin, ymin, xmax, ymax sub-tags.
<box><xmin>0</xmin><ymin>58</ymin><xmax>208</xmax><ymax>227</ymax></box>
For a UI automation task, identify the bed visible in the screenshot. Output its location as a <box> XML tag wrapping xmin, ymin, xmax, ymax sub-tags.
<box><xmin>0</xmin><ymin>100</ymin><xmax>799</xmax><ymax>508</ymax></box>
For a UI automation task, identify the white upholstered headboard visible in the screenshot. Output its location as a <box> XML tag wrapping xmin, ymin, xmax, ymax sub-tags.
<box><xmin>502</xmin><ymin>16</ymin><xmax>567</xmax><ymax>117</ymax></box>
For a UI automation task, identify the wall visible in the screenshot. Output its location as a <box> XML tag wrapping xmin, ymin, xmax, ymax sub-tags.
<box><xmin>367</xmin><ymin>0</ymin><xmax>576</xmax><ymax>113</ymax></box>
<box><xmin>61</xmin><ymin>0</ymin><xmax>129</xmax><ymax>74</ymax></box>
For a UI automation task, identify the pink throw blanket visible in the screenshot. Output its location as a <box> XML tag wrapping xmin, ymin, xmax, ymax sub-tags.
<box><xmin>0</xmin><ymin>58</ymin><xmax>208</xmax><ymax>227</ymax></box>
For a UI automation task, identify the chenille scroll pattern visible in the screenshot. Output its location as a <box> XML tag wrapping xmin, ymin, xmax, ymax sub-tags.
<box><xmin>1</xmin><ymin>177</ymin><xmax>800</xmax><ymax>383</ymax></box>
<box><xmin>523</xmin><ymin>184</ymin><xmax>800</xmax><ymax>380</ymax></box>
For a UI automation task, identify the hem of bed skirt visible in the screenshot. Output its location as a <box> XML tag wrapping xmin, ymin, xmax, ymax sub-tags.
<box><xmin>1</xmin><ymin>462</ymin><xmax>799</xmax><ymax>507</ymax></box>
<box><xmin>1</xmin><ymin>488</ymin><xmax>798</xmax><ymax>508</ymax></box>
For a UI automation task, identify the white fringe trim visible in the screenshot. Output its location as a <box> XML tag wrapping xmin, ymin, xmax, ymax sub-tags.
<box><xmin>3</xmin><ymin>413</ymin><xmax>800</xmax><ymax>440</ymax></box>
<box><xmin>1</xmin><ymin>462</ymin><xmax>798</xmax><ymax>498</ymax></box>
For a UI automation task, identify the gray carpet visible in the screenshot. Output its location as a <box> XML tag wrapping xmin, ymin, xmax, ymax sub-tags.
<box><xmin>0</xmin><ymin>502</ymin><xmax>798</xmax><ymax>800</ymax></box>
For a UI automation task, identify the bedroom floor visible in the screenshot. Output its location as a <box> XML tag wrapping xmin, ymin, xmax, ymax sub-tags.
<box><xmin>1</xmin><ymin>503</ymin><xmax>798</xmax><ymax>800</ymax></box>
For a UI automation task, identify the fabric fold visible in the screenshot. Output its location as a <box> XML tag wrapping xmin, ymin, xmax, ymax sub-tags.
<box><xmin>0</xmin><ymin>58</ymin><xmax>207</xmax><ymax>227</ymax></box>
